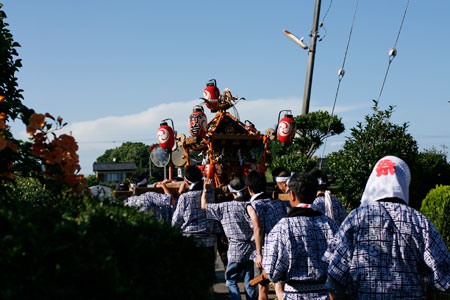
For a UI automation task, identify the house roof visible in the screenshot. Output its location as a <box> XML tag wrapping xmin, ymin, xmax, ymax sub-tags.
<box><xmin>93</xmin><ymin>162</ymin><xmax>137</xmax><ymax>172</ymax></box>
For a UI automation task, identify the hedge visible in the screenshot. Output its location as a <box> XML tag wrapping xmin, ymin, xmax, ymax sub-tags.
<box><xmin>0</xmin><ymin>195</ymin><xmax>213</xmax><ymax>299</ymax></box>
<box><xmin>420</xmin><ymin>185</ymin><xmax>450</xmax><ymax>249</ymax></box>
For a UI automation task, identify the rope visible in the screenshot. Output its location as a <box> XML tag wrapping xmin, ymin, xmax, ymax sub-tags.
<box><xmin>376</xmin><ymin>0</ymin><xmax>411</xmax><ymax>102</ymax></box>
<box><xmin>319</xmin><ymin>0</ymin><xmax>359</xmax><ymax>169</ymax></box>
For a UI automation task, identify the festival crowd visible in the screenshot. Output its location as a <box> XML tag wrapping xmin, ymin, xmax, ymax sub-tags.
<box><xmin>125</xmin><ymin>156</ymin><xmax>450</xmax><ymax>300</ymax></box>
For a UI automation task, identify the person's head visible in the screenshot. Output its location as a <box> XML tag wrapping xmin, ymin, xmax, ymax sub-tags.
<box><xmin>184</xmin><ymin>165</ymin><xmax>202</xmax><ymax>184</ymax></box>
<box><xmin>287</xmin><ymin>173</ymin><xmax>318</xmax><ymax>207</ymax></box>
<box><xmin>271</xmin><ymin>167</ymin><xmax>288</xmax><ymax>180</ymax></box>
<box><xmin>245</xmin><ymin>171</ymin><xmax>267</xmax><ymax>195</ymax></box>
<box><xmin>310</xmin><ymin>169</ymin><xmax>328</xmax><ymax>193</ymax></box>
<box><xmin>228</xmin><ymin>177</ymin><xmax>247</xmax><ymax>199</ymax></box>
<box><xmin>274</xmin><ymin>169</ymin><xmax>291</xmax><ymax>193</ymax></box>
<box><xmin>360</xmin><ymin>156</ymin><xmax>411</xmax><ymax>206</ymax></box>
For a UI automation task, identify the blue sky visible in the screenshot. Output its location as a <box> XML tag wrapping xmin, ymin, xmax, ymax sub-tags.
<box><xmin>3</xmin><ymin>0</ymin><xmax>450</xmax><ymax>174</ymax></box>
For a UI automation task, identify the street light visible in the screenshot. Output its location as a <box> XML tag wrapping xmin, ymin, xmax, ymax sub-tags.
<box><xmin>283</xmin><ymin>29</ymin><xmax>308</xmax><ymax>50</ymax></box>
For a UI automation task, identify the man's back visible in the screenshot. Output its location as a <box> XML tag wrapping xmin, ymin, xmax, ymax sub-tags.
<box><xmin>264</xmin><ymin>212</ymin><xmax>338</xmax><ymax>282</ymax></box>
<box><xmin>125</xmin><ymin>192</ymin><xmax>172</xmax><ymax>221</ymax></box>
<box><xmin>206</xmin><ymin>200</ymin><xmax>255</xmax><ymax>262</ymax></box>
<box><xmin>249</xmin><ymin>196</ymin><xmax>286</xmax><ymax>237</ymax></box>
<box><xmin>326</xmin><ymin>200</ymin><xmax>450</xmax><ymax>299</ymax></box>
<box><xmin>172</xmin><ymin>190</ymin><xmax>216</xmax><ymax>247</ymax></box>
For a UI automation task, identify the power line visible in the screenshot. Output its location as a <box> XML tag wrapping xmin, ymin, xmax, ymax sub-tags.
<box><xmin>319</xmin><ymin>0</ymin><xmax>360</xmax><ymax>168</ymax></box>
<box><xmin>377</xmin><ymin>0</ymin><xmax>411</xmax><ymax>102</ymax></box>
<box><xmin>77</xmin><ymin>138</ymin><xmax>157</xmax><ymax>144</ymax></box>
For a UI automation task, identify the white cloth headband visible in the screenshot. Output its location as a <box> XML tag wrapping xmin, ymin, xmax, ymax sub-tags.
<box><xmin>276</xmin><ymin>176</ymin><xmax>290</xmax><ymax>182</ymax></box>
<box><xmin>185</xmin><ymin>177</ymin><xmax>201</xmax><ymax>190</ymax></box>
<box><xmin>228</xmin><ymin>184</ymin><xmax>247</xmax><ymax>196</ymax></box>
<box><xmin>275</xmin><ymin>172</ymin><xmax>295</xmax><ymax>183</ymax></box>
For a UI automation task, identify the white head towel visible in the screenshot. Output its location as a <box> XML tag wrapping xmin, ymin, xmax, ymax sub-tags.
<box><xmin>360</xmin><ymin>156</ymin><xmax>411</xmax><ymax>206</ymax></box>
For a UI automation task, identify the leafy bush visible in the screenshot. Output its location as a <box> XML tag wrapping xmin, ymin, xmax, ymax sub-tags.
<box><xmin>86</xmin><ymin>174</ymin><xmax>100</xmax><ymax>187</ymax></box>
<box><xmin>420</xmin><ymin>185</ymin><xmax>450</xmax><ymax>249</ymax></box>
<box><xmin>0</xmin><ymin>195</ymin><xmax>213</xmax><ymax>299</ymax></box>
<box><xmin>4</xmin><ymin>175</ymin><xmax>52</xmax><ymax>205</ymax></box>
<box><xmin>326</xmin><ymin>102</ymin><xmax>418</xmax><ymax>209</ymax></box>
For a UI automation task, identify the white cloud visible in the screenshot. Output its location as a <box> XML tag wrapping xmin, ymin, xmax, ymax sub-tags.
<box><xmin>58</xmin><ymin>97</ymin><xmax>363</xmax><ymax>175</ymax></box>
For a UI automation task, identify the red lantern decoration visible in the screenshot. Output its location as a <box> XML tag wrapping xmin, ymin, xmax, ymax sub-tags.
<box><xmin>204</xmin><ymin>162</ymin><xmax>214</xmax><ymax>179</ymax></box>
<box><xmin>189</xmin><ymin>106</ymin><xmax>208</xmax><ymax>139</ymax></box>
<box><xmin>277</xmin><ymin>114</ymin><xmax>295</xmax><ymax>144</ymax></box>
<box><xmin>157</xmin><ymin>121</ymin><xmax>175</xmax><ymax>151</ymax></box>
<box><xmin>203</xmin><ymin>79</ymin><xmax>220</xmax><ymax>110</ymax></box>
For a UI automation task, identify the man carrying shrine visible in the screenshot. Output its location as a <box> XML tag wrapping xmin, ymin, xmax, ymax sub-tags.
<box><xmin>261</xmin><ymin>172</ymin><xmax>338</xmax><ymax>300</ymax></box>
<box><xmin>201</xmin><ymin>177</ymin><xmax>256</xmax><ymax>300</ymax></box>
<box><xmin>171</xmin><ymin>166</ymin><xmax>217</xmax><ymax>282</ymax></box>
<box><xmin>246</xmin><ymin>171</ymin><xmax>287</xmax><ymax>300</ymax></box>
<box><xmin>124</xmin><ymin>179</ymin><xmax>176</xmax><ymax>222</ymax></box>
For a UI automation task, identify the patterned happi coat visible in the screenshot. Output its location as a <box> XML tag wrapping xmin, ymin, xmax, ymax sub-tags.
<box><xmin>248</xmin><ymin>194</ymin><xmax>287</xmax><ymax>239</ymax></box>
<box><xmin>125</xmin><ymin>192</ymin><xmax>172</xmax><ymax>222</ymax></box>
<box><xmin>206</xmin><ymin>199</ymin><xmax>255</xmax><ymax>263</ymax></box>
<box><xmin>325</xmin><ymin>199</ymin><xmax>450</xmax><ymax>299</ymax></box>
<box><xmin>313</xmin><ymin>193</ymin><xmax>347</xmax><ymax>226</ymax></box>
<box><xmin>263</xmin><ymin>205</ymin><xmax>338</xmax><ymax>300</ymax></box>
<box><xmin>172</xmin><ymin>189</ymin><xmax>217</xmax><ymax>247</ymax></box>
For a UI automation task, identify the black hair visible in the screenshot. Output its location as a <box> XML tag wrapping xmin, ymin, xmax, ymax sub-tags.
<box><xmin>309</xmin><ymin>169</ymin><xmax>328</xmax><ymax>190</ymax></box>
<box><xmin>245</xmin><ymin>171</ymin><xmax>267</xmax><ymax>194</ymax></box>
<box><xmin>287</xmin><ymin>173</ymin><xmax>318</xmax><ymax>204</ymax></box>
<box><xmin>184</xmin><ymin>165</ymin><xmax>202</xmax><ymax>183</ymax></box>
<box><xmin>271</xmin><ymin>167</ymin><xmax>288</xmax><ymax>179</ymax></box>
<box><xmin>229</xmin><ymin>177</ymin><xmax>246</xmax><ymax>191</ymax></box>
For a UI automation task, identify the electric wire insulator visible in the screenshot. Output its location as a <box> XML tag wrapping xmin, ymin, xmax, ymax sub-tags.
<box><xmin>389</xmin><ymin>48</ymin><xmax>397</xmax><ymax>57</ymax></box>
<box><xmin>338</xmin><ymin>69</ymin><xmax>345</xmax><ymax>77</ymax></box>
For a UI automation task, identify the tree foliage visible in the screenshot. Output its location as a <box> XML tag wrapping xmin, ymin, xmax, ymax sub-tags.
<box><xmin>326</xmin><ymin>102</ymin><xmax>418</xmax><ymax>209</ymax></box>
<box><xmin>412</xmin><ymin>148</ymin><xmax>450</xmax><ymax>208</ymax></box>
<box><xmin>1</xmin><ymin>5</ymin><xmax>86</xmax><ymax>195</ymax></box>
<box><xmin>96</xmin><ymin>142</ymin><xmax>150</xmax><ymax>175</ymax></box>
<box><xmin>293</xmin><ymin>110</ymin><xmax>345</xmax><ymax>157</ymax></box>
<box><xmin>270</xmin><ymin>150</ymin><xmax>318</xmax><ymax>173</ymax></box>
<box><xmin>86</xmin><ymin>174</ymin><xmax>100</xmax><ymax>187</ymax></box>
<box><xmin>269</xmin><ymin>110</ymin><xmax>344</xmax><ymax>173</ymax></box>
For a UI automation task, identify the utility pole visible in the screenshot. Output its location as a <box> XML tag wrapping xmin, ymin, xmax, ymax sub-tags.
<box><xmin>302</xmin><ymin>0</ymin><xmax>322</xmax><ymax>115</ymax></box>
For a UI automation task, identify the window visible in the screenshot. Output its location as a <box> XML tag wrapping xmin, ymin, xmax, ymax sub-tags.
<box><xmin>104</xmin><ymin>173</ymin><xmax>126</xmax><ymax>182</ymax></box>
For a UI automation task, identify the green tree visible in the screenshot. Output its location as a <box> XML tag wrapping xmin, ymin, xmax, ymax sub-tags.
<box><xmin>293</xmin><ymin>110</ymin><xmax>345</xmax><ymax>157</ymax></box>
<box><xmin>412</xmin><ymin>148</ymin><xmax>450</xmax><ymax>208</ymax></box>
<box><xmin>86</xmin><ymin>174</ymin><xmax>100</xmax><ymax>187</ymax></box>
<box><xmin>269</xmin><ymin>110</ymin><xmax>344</xmax><ymax>173</ymax></box>
<box><xmin>96</xmin><ymin>142</ymin><xmax>150</xmax><ymax>175</ymax></box>
<box><xmin>1</xmin><ymin>4</ymin><xmax>86</xmax><ymax>196</ymax></box>
<box><xmin>326</xmin><ymin>102</ymin><xmax>418</xmax><ymax>209</ymax></box>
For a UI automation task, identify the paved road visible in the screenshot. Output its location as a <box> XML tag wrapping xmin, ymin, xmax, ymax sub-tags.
<box><xmin>213</xmin><ymin>256</ymin><xmax>278</xmax><ymax>300</ymax></box>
